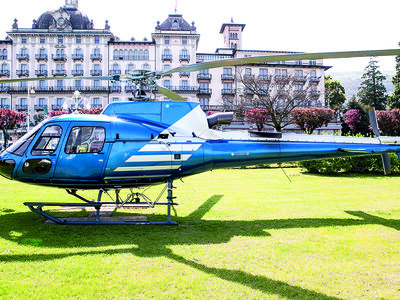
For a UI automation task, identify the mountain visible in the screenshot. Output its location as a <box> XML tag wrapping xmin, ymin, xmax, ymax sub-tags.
<box><xmin>327</xmin><ymin>71</ymin><xmax>394</xmax><ymax>99</ymax></box>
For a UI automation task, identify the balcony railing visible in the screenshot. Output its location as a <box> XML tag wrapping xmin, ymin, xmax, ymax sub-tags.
<box><xmin>110</xmin><ymin>86</ymin><xmax>121</xmax><ymax>92</ymax></box>
<box><xmin>274</xmin><ymin>75</ymin><xmax>289</xmax><ymax>82</ymax></box>
<box><xmin>16</xmin><ymin>54</ymin><xmax>29</xmax><ymax>61</ymax></box>
<box><xmin>172</xmin><ymin>86</ymin><xmax>198</xmax><ymax>93</ymax></box>
<box><xmin>35</xmin><ymin>70</ymin><xmax>48</xmax><ymax>76</ymax></box>
<box><xmin>72</xmin><ymin>70</ymin><xmax>84</xmax><ymax>76</ymax></box>
<box><xmin>16</xmin><ymin>70</ymin><xmax>29</xmax><ymax>76</ymax></box>
<box><xmin>125</xmin><ymin>70</ymin><xmax>135</xmax><ymax>75</ymax></box>
<box><xmin>197</xmin><ymin>74</ymin><xmax>212</xmax><ymax>80</ymax></box>
<box><xmin>72</xmin><ymin>54</ymin><xmax>84</xmax><ymax>61</ymax></box>
<box><xmin>198</xmin><ymin>88</ymin><xmax>212</xmax><ymax>94</ymax></box>
<box><xmin>52</xmin><ymin>104</ymin><xmax>63</xmax><ymax>110</ymax></box>
<box><xmin>16</xmin><ymin>104</ymin><xmax>28</xmax><ymax>110</ymax></box>
<box><xmin>125</xmin><ymin>86</ymin><xmax>135</xmax><ymax>92</ymax></box>
<box><xmin>35</xmin><ymin>54</ymin><xmax>48</xmax><ymax>61</ymax></box>
<box><xmin>7</xmin><ymin>86</ymin><xmax>111</xmax><ymax>94</ymax></box>
<box><xmin>90</xmin><ymin>54</ymin><xmax>102</xmax><ymax>61</ymax></box>
<box><xmin>52</xmin><ymin>70</ymin><xmax>67</xmax><ymax>76</ymax></box>
<box><xmin>0</xmin><ymin>70</ymin><xmax>10</xmax><ymax>76</ymax></box>
<box><xmin>0</xmin><ymin>104</ymin><xmax>10</xmax><ymax>109</ymax></box>
<box><xmin>161</xmin><ymin>54</ymin><xmax>172</xmax><ymax>61</ymax></box>
<box><xmin>91</xmin><ymin>104</ymin><xmax>103</xmax><ymax>108</ymax></box>
<box><xmin>221</xmin><ymin>89</ymin><xmax>235</xmax><ymax>95</ymax></box>
<box><xmin>221</xmin><ymin>74</ymin><xmax>234</xmax><ymax>80</ymax></box>
<box><xmin>179</xmin><ymin>72</ymin><xmax>190</xmax><ymax>77</ymax></box>
<box><xmin>309</xmin><ymin>76</ymin><xmax>321</xmax><ymax>83</ymax></box>
<box><xmin>257</xmin><ymin>75</ymin><xmax>272</xmax><ymax>81</ymax></box>
<box><xmin>0</xmin><ymin>55</ymin><xmax>7</xmax><ymax>60</ymax></box>
<box><xmin>91</xmin><ymin>70</ymin><xmax>102</xmax><ymax>76</ymax></box>
<box><xmin>34</xmin><ymin>104</ymin><xmax>48</xmax><ymax>111</ymax></box>
<box><xmin>52</xmin><ymin>54</ymin><xmax>67</xmax><ymax>61</ymax></box>
<box><xmin>109</xmin><ymin>70</ymin><xmax>121</xmax><ymax>75</ymax></box>
<box><xmin>293</xmin><ymin>76</ymin><xmax>307</xmax><ymax>82</ymax></box>
<box><xmin>179</xmin><ymin>55</ymin><xmax>190</xmax><ymax>61</ymax></box>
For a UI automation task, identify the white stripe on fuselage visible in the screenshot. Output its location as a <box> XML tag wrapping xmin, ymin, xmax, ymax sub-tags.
<box><xmin>139</xmin><ymin>143</ymin><xmax>202</xmax><ymax>152</ymax></box>
<box><xmin>114</xmin><ymin>165</ymin><xmax>181</xmax><ymax>172</ymax></box>
<box><xmin>126</xmin><ymin>154</ymin><xmax>192</xmax><ymax>162</ymax></box>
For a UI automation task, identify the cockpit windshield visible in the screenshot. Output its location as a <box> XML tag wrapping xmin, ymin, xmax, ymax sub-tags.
<box><xmin>6</xmin><ymin>122</ymin><xmax>44</xmax><ymax>156</ymax></box>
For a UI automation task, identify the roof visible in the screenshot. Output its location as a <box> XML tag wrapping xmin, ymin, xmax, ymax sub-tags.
<box><xmin>156</xmin><ymin>14</ymin><xmax>195</xmax><ymax>31</ymax></box>
<box><xmin>219</xmin><ymin>23</ymin><xmax>246</xmax><ymax>34</ymax></box>
<box><xmin>34</xmin><ymin>6</ymin><xmax>92</xmax><ymax>30</ymax></box>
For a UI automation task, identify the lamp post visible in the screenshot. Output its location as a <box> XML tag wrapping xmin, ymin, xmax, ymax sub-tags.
<box><xmin>27</xmin><ymin>86</ymin><xmax>35</xmax><ymax>132</ymax></box>
<box><xmin>63</xmin><ymin>90</ymin><xmax>90</xmax><ymax>113</ymax></box>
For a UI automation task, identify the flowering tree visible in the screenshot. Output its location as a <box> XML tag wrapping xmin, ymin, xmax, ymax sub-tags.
<box><xmin>376</xmin><ymin>109</ymin><xmax>400</xmax><ymax>136</ymax></box>
<box><xmin>50</xmin><ymin>110</ymin><xmax>69</xmax><ymax>117</ymax></box>
<box><xmin>290</xmin><ymin>107</ymin><xmax>335</xmax><ymax>134</ymax></box>
<box><xmin>244</xmin><ymin>108</ymin><xmax>270</xmax><ymax>131</ymax></box>
<box><xmin>80</xmin><ymin>107</ymin><xmax>104</xmax><ymax>114</ymax></box>
<box><xmin>344</xmin><ymin>109</ymin><xmax>362</xmax><ymax>135</ymax></box>
<box><xmin>0</xmin><ymin>109</ymin><xmax>26</xmax><ymax>148</ymax></box>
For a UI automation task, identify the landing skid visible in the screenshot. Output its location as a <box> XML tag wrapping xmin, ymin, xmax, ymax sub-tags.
<box><xmin>24</xmin><ymin>179</ymin><xmax>179</xmax><ymax>225</ymax></box>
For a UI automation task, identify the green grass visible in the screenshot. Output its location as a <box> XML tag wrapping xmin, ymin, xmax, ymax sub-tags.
<box><xmin>0</xmin><ymin>168</ymin><xmax>399</xmax><ymax>299</ymax></box>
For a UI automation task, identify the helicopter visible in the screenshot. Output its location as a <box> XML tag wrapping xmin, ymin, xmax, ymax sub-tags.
<box><xmin>1</xmin><ymin>49</ymin><xmax>400</xmax><ymax>225</ymax></box>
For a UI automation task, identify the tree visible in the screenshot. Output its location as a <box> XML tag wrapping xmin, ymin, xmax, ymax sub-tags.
<box><xmin>387</xmin><ymin>56</ymin><xmax>400</xmax><ymax>109</ymax></box>
<box><xmin>49</xmin><ymin>110</ymin><xmax>69</xmax><ymax>117</ymax></box>
<box><xmin>290</xmin><ymin>107</ymin><xmax>335</xmax><ymax>134</ymax></box>
<box><xmin>80</xmin><ymin>107</ymin><xmax>104</xmax><ymax>114</ymax></box>
<box><xmin>244</xmin><ymin>108</ymin><xmax>270</xmax><ymax>131</ymax></box>
<box><xmin>376</xmin><ymin>109</ymin><xmax>400</xmax><ymax>136</ymax></box>
<box><xmin>324</xmin><ymin>75</ymin><xmax>346</xmax><ymax>111</ymax></box>
<box><xmin>357</xmin><ymin>59</ymin><xmax>387</xmax><ymax>110</ymax></box>
<box><xmin>341</xmin><ymin>96</ymin><xmax>372</xmax><ymax>136</ymax></box>
<box><xmin>238</xmin><ymin>70</ymin><xmax>316</xmax><ymax>132</ymax></box>
<box><xmin>343</xmin><ymin>109</ymin><xmax>362</xmax><ymax>135</ymax></box>
<box><xmin>0</xmin><ymin>109</ymin><xmax>26</xmax><ymax>148</ymax></box>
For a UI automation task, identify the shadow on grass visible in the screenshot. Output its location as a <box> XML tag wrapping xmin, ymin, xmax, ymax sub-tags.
<box><xmin>0</xmin><ymin>195</ymin><xmax>398</xmax><ymax>299</ymax></box>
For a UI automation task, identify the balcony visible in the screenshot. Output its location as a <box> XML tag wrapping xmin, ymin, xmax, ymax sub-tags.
<box><xmin>310</xmin><ymin>76</ymin><xmax>321</xmax><ymax>83</ymax></box>
<box><xmin>0</xmin><ymin>55</ymin><xmax>7</xmax><ymax>60</ymax></box>
<box><xmin>172</xmin><ymin>86</ymin><xmax>198</xmax><ymax>93</ymax></box>
<box><xmin>52</xmin><ymin>70</ymin><xmax>67</xmax><ymax>76</ymax></box>
<box><xmin>221</xmin><ymin>74</ymin><xmax>234</xmax><ymax>80</ymax></box>
<box><xmin>257</xmin><ymin>75</ymin><xmax>272</xmax><ymax>81</ymax></box>
<box><xmin>35</xmin><ymin>70</ymin><xmax>48</xmax><ymax>77</ymax></box>
<box><xmin>91</xmin><ymin>104</ymin><xmax>103</xmax><ymax>108</ymax></box>
<box><xmin>110</xmin><ymin>86</ymin><xmax>121</xmax><ymax>92</ymax></box>
<box><xmin>197</xmin><ymin>73</ymin><xmax>212</xmax><ymax>80</ymax></box>
<box><xmin>221</xmin><ymin>89</ymin><xmax>235</xmax><ymax>95</ymax></box>
<box><xmin>310</xmin><ymin>91</ymin><xmax>321</xmax><ymax>97</ymax></box>
<box><xmin>125</xmin><ymin>70</ymin><xmax>135</xmax><ymax>75</ymax></box>
<box><xmin>109</xmin><ymin>70</ymin><xmax>121</xmax><ymax>75</ymax></box>
<box><xmin>34</xmin><ymin>104</ymin><xmax>48</xmax><ymax>111</ymax></box>
<box><xmin>35</xmin><ymin>54</ymin><xmax>48</xmax><ymax>61</ymax></box>
<box><xmin>294</xmin><ymin>76</ymin><xmax>307</xmax><ymax>83</ymax></box>
<box><xmin>161</xmin><ymin>54</ymin><xmax>172</xmax><ymax>61</ymax></box>
<box><xmin>52</xmin><ymin>54</ymin><xmax>67</xmax><ymax>62</ymax></box>
<box><xmin>125</xmin><ymin>85</ymin><xmax>135</xmax><ymax>92</ymax></box>
<box><xmin>72</xmin><ymin>54</ymin><xmax>84</xmax><ymax>61</ymax></box>
<box><xmin>72</xmin><ymin>70</ymin><xmax>84</xmax><ymax>76</ymax></box>
<box><xmin>274</xmin><ymin>75</ymin><xmax>289</xmax><ymax>82</ymax></box>
<box><xmin>179</xmin><ymin>72</ymin><xmax>190</xmax><ymax>77</ymax></box>
<box><xmin>90</xmin><ymin>54</ymin><xmax>102</xmax><ymax>61</ymax></box>
<box><xmin>90</xmin><ymin>70</ymin><xmax>102</xmax><ymax>76</ymax></box>
<box><xmin>179</xmin><ymin>55</ymin><xmax>190</xmax><ymax>62</ymax></box>
<box><xmin>16</xmin><ymin>70</ymin><xmax>29</xmax><ymax>76</ymax></box>
<box><xmin>52</xmin><ymin>104</ymin><xmax>63</xmax><ymax>110</ymax></box>
<box><xmin>0</xmin><ymin>104</ymin><xmax>9</xmax><ymax>109</ymax></box>
<box><xmin>16</xmin><ymin>104</ymin><xmax>28</xmax><ymax>111</ymax></box>
<box><xmin>0</xmin><ymin>86</ymin><xmax>8</xmax><ymax>92</ymax></box>
<box><xmin>197</xmin><ymin>88</ymin><xmax>212</xmax><ymax>95</ymax></box>
<box><xmin>0</xmin><ymin>70</ymin><xmax>10</xmax><ymax>77</ymax></box>
<box><xmin>16</xmin><ymin>54</ymin><xmax>29</xmax><ymax>61</ymax></box>
<box><xmin>244</xmin><ymin>88</ymin><xmax>254</xmax><ymax>95</ymax></box>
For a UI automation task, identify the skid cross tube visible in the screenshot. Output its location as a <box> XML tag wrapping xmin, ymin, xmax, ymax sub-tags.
<box><xmin>23</xmin><ymin>180</ymin><xmax>179</xmax><ymax>225</ymax></box>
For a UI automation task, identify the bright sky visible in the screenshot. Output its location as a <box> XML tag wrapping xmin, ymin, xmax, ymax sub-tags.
<box><xmin>1</xmin><ymin>0</ymin><xmax>399</xmax><ymax>72</ymax></box>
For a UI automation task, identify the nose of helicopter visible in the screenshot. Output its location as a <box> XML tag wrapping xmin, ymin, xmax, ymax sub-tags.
<box><xmin>0</xmin><ymin>151</ymin><xmax>15</xmax><ymax>180</ymax></box>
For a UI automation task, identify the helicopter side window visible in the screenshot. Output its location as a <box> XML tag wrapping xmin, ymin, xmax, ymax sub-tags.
<box><xmin>31</xmin><ymin>125</ymin><xmax>63</xmax><ymax>156</ymax></box>
<box><xmin>65</xmin><ymin>126</ymin><xmax>105</xmax><ymax>154</ymax></box>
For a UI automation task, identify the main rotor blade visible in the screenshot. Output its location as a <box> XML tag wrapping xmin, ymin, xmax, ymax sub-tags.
<box><xmin>0</xmin><ymin>76</ymin><xmax>114</xmax><ymax>84</ymax></box>
<box><xmin>161</xmin><ymin>49</ymin><xmax>400</xmax><ymax>76</ymax></box>
<box><xmin>155</xmin><ymin>85</ymin><xmax>187</xmax><ymax>101</ymax></box>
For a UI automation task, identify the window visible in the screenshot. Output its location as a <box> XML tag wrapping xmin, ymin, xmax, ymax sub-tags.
<box><xmin>245</xmin><ymin>68</ymin><xmax>252</xmax><ymax>76</ymax></box>
<box><xmin>32</xmin><ymin>125</ymin><xmax>63</xmax><ymax>156</ymax></box>
<box><xmin>58</xmin><ymin>36</ymin><xmax>63</xmax><ymax>44</ymax></box>
<box><xmin>223</xmin><ymin>68</ymin><xmax>232</xmax><ymax>75</ymax></box>
<box><xmin>38</xmin><ymin>80</ymin><xmax>47</xmax><ymax>89</ymax></box>
<box><xmin>21</xmin><ymin>37</ymin><xmax>27</xmax><ymax>44</ymax></box>
<box><xmin>199</xmin><ymin>97</ymin><xmax>209</xmax><ymax>107</ymax></box>
<box><xmin>56</xmin><ymin>80</ymin><xmax>64</xmax><ymax>89</ymax></box>
<box><xmin>74</xmin><ymin>80</ymin><xmax>82</xmax><ymax>89</ymax></box>
<box><xmin>164</xmin><ymin>36</ymin><xmax>170</xmax><ymax>45</ymax></box>
<box><xmin>182</xmin><ymin>37</ymin><xmax>187</xmax><ymax>45</ymax></box>
<box><xmin>163</xmin><ymin>80</ymin><xmax>171</xmax><ymax>89</ymax></box>
<box><xmin>76</xmin><ymin>36</ymin><xmax>82</xmax><ymax>44</ymax></box>
<box><xmin>40</xmin><ymin>36</ymin><xmax>45</xmax><ymax>44</ymax></box>
<box><xmin>94</xmin><ymin>36</ymin><xmax>100</xmax><ymax>44</ymax></box>
<box><xmin>65</xmin><ymin>126</ymin><xmax>105</xmax><ymax>154</ymax></box>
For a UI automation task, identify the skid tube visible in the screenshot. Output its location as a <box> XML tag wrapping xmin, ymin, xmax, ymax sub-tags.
<box><xmin>24</xmin><ymin>179</ymin><xmax>179</xmax><ymax>225</ymax></box>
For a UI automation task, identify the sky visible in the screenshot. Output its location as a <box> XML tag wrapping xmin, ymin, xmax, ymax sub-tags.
<box><xmin>0</xmin><ymin>0</ymin><xmax>399</xmax><ymax>73</ymax></box>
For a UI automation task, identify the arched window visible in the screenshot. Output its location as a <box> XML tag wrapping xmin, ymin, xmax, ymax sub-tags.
<box><xmin>139</xmin><ymin>50</ymin><xmax>144</xmax><ymax>60</ymax></box>
<box><xmin>142</xmin><ymin>63</ymin><xmax>150</xmax><ymax>70</ymax></box>
<box><xmin>128</xmin><ymin>50</ymin><xmax>134</xmax><ymax>60</ymax></box>
<box><xmin>133</xmin><ymin>50</ymin><xmax>139</xmax><ymax>60</ymax></box>
<box><xmin>2</xmin><ymin>49</ymin><xmax>7</xmax><ymax>59</ymax></box>
<box><xmin>93</xmin><ymin>48</ymin><xmax>100</xmax><ymax>55</ymax></box>
<box><xmin>143</xmin><ymin>50</ymin><xmax>149</xmax><ymax>60</ymax></box>
<box><xmin>124</xmin><ymin>50</ymin><xmax>128</xmax><ymax>60</ymax></box>
<box><xmin>162</xmin><ymin>49</ymin><xmax>171</xmax><ymax>55</ymax></box>
<box><xmin>113</xmin><ymin>49</ymin><xmax>119</xmax><ymax>60</ymax></box>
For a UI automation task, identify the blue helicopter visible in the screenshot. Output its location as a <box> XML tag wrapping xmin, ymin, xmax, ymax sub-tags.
<box><xmin>1</xmin><ymin>49</ymin><xmax>400</xmax><ymax>225</ymax></box>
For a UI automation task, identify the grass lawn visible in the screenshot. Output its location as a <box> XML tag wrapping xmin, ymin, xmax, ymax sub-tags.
<box><xmin>0</xmin><ymin>167</ymin><xmax>399</xmax><ymax>299</ymax></box>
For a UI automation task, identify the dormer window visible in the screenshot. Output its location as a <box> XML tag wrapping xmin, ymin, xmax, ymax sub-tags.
<box><xmin>172</xmin><ymin>20</ymin><xmax>179</xmax><ymax>28</ymax></box>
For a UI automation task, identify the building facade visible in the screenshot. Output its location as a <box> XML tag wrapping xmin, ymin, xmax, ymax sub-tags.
<box><xmin>0</xmin><ymin>0</ymin><xmax>330</xmax><ymax>126</ymax></box>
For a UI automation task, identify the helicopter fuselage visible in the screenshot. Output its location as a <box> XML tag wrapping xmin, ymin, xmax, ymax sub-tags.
<box><xmin>1</xmin><ymin>101</ymin><xmax>400</xmax><ymax>190</ymax></box>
